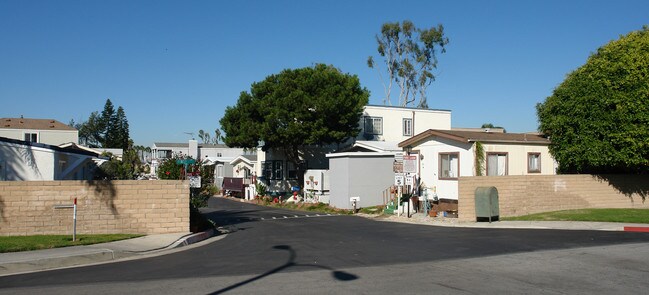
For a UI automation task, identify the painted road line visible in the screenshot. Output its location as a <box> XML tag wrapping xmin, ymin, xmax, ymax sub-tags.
<box><xmin>624</xmin><ymin>227</ymin><xmax>649</xmax><ymax>232</ymax></box>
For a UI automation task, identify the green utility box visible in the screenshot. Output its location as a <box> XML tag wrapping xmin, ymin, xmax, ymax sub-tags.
<box><xmin>475</xmin><ymin>186</ymin><xmax>499</xmax><ymax>222</ymax></box>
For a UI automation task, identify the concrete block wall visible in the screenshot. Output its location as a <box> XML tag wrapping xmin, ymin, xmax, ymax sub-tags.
<box><xmin>0</xmin><ymin>180</ymin><xmax>189</xmax><ymax>236</ymax></box>
<box><xmin>458</xmin><ymin>175</ymin><xmax>649</xmax><ymax>222</ymax></box>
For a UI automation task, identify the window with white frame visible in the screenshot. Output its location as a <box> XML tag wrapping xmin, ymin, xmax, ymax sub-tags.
<box><xmin>364</xmin><ymin>116</ymin><xmax>383</xmax><ymax>135</ymax></box>
<box><xmin>403</xmin><ymin>118</ymin><xmax>413</xmax><ymax>136</ymax></box>
<box><xmin>262</xmin><ymin>160</ymin><xmax>283</xmax><ymax>180</ymax></box>
<box><xmin>528</xmin><ymin>153</ymin><xmax>541</xmax><ymax>173</ymax></box>
<box><xmin>439</xmin><ymin>153</ymin><xmax>459</xmax><ymax>179</ymax></box>
<box><xmin>487</xmin><ymin>152</ymin><xmax>508</xmax><ymax>176</ymax></box>
<box><xmin>24</xmin><ymin>132</ymin><xmax>37</xmax><ymax>142</ymax></box>
<box><xmin>273</xmin><ymin>161</ymin><xmax>283</xmax><ymax>180</ymax></box>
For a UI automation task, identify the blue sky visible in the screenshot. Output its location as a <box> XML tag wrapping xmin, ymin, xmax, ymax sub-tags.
<box><xmin>1</xmin><ymin>0</ymin><xmax>648</xmax><ymax>146</ymax></box>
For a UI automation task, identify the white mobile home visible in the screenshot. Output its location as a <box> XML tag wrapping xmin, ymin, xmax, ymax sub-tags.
<box><xmin>398</xmin><ymin>129</ymin><xmax>555</xmax><ymax>201</ymax></box>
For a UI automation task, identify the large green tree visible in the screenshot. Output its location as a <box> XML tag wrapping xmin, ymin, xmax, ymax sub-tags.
<box><xmin>537</xmin><ymin>27</ymin><xmax>649</xmax><ymax>174</ymax></box>
<box><xmin>74</xmin><ymin>99</ymin><xmax>130</xmax><ymax>150</ymax></box>
<box><xmin>367</xmin><ymin>20</ymin><xmax>448</xmax><ymax>108</ymax></box>
<box><xmin>220</xmin><ymin>64</ymin><xmax>369</xmax><ymax>171</ymax></box>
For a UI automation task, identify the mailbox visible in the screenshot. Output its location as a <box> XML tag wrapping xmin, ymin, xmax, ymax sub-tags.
<box><xmin>475</xmin><ymin>186</ymin><xmax>499</xmax><ymax>222</ymax></box>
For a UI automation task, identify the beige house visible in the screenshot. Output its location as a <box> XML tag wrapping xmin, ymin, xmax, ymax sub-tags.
<box><xmin>398</xmin><ymin>129</ymin><xmax>555</xmax><ymax>201</ymax></box>
<box><xmin>0</xmin><ymin>118</ymin><xmax>78</xmax><ymax>145</ymax></box>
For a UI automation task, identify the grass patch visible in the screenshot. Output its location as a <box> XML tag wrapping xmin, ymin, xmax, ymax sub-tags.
<box><xmin>501</xmin><ymin>208</ymin><xmax>649</xmax><ymax>224</ymax></box>
<box><xmin>0</xmin><ymin>234</ymin><xmax>143</xmax><ymax>253</ymax></box>
<box><xmin>359</xmin><ymin>205</ymin><xmax>384</xmax><ymax>215</ymax></box>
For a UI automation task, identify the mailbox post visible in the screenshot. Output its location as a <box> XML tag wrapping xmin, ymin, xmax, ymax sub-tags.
<box><xmin>53</xmin><ymin>197</ymin><xmax>77</xmax><ymax>241</ymax></box>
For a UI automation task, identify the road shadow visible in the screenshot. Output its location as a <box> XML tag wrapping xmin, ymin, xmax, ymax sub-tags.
<box><xmin>594</xmin><ymin>174</ymin><xmax>649</xmax><ymax>203</ymax></box>
<box><xmin>209</xmin><ymin>244</ymin><xmax>358</xmax><ymax>294</ymax></box>
<box><xmin>200</xmin><ymin>208</ymin><xmax>264</xmax><ymax>228</ymax></box>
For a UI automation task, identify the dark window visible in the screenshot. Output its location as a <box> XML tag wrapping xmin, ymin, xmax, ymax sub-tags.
<box><xmin>364</xmin><ymin>116</ymin><xmax>383</xmax><ymax>135</ymax></box>
<box><xmin>262</xmin><ymin>160</ymin><xmax>284</xmax><ymax>180</ymax></box>
<box><xmin>287</xmin><ymin>161</ymin><xmax>298</xmax><ymax>179</ymax></box>
<box><xmin>24</xmin><ymin>133</ymin><xmax>37</xmax><ymax>142</ymax></box>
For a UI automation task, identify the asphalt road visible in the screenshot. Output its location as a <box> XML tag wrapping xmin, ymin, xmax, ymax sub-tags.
<box><xmin>1</xmin><ymin>197</ymin><xmax>649</xmax><ymax>294</ymax></box>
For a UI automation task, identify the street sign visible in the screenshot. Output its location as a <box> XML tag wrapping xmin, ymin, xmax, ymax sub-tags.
<box><xmin>393</xmin><ymin>161</ymin><xmax>403</xmax><ymax>173</ymax></box>
<box><xmin>189</xmin><ymin>176</ymin><xmax>201</xmax><ymax>188</ymax></box>
<box><xmin>176</xmin><ymin>159</ymin><xmax>196</xmax><ymax>165</ymax></box>
<box><xmin>394</xmin><ymin>174</ymin><xmax>405</xmax><ymax>186</ymax></box>
<box><xmin>405</xmin><ymin>175</ymin><xmax>414</xmax><ymax>186</ymax></box>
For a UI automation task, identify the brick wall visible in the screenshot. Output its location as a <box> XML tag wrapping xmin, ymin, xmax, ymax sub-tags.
<box><xmin>0</xmin><ymin>180</ymin><xmax>189</xmax><ymax>236</ymax></box>
<box><xmin>458</xmin><ymin>175</ymin><xmax>649</xmax><ymax>222</ymax></box>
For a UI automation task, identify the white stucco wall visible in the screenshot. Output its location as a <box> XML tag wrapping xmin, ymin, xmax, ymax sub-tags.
<box><xmin>413</xmin><ymin>139</ymin><xmax>556</xmax><ymax>200</ymax></box>
<box><xmin>414</xmin><ymin>136</ymin><xmax>474</xmax><ymax>201</ymax></box>
<box><xmin>482</xmin><ymin>143</ymin><xmax>555</xmax><ymax>175</ymax></box>
<box><xmin>358</xmin><ymin>105</ymin><xmax>452</xmax><ymax>143</ymax></box>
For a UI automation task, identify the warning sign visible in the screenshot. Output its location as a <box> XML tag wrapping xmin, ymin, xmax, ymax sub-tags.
<box><xmin>403</xmin><ymin>155</ymin><xmax>417</xmax><ymax>173</ymax></box>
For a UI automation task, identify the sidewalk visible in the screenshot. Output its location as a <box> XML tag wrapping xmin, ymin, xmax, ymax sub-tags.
<box><xmin>370</xmin><ymin>212</ymin><xmax>649</xmax><ymax>232</ymax></box>
<box><xmin>0</xmin><ymin>229</ymin><xmax>218</xmax><ymax>277</ymax></box>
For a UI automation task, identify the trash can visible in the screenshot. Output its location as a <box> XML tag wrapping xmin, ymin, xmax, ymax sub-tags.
<box><xmin>475</xmin><ymin>186</ymin><xmax>499</xmax><ymax>222</ymax></box>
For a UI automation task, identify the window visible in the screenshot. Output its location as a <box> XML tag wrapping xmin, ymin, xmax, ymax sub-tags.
<box><xmin>439</xmin><ymin>153</ymin><xmax>459</xmax><ymax>179</ymax></box>
<box><xmin>262</xmin><ymin>160</ymin><xmax>284</xmax><ymax>180</ymax></box>
<box><xmin>0</xmin><ymin>159</ymin><xmax>6</xmax><ymax>181</ymax></box>
<box><xmin>216</xmin><ymin>165</ymin><xmax>224</xmax><ymax>178</ymax></box>
<box><xmin>157</xmin><ymin>150</ymin><xmax>172</xmax><ymax>159</ymax></box>
<box><xmin>403</xmin><ymin>118</ymin><xmax>412</xmax><ymax>136</ymax></box>
<box><xmin>24</xmin><ymin>133</ymin><xmax>37</xmax><ymax>142</ymax></box>
<box><xmin>287</xmin><ymin>161</ymin><xmax>298</xmax><ymax>179</ymax></box>
<box><xmin>487</xmin><ymin>152</ymin><xmax>508</xmax><ymax>176</ymax></box>
<box><xmin>217</xmin><ymin>153</ymin><xmax>222</xmax><ymax>157</ymax></box>
<box><xmin>58</xmin><ymin>160</ymin><xmax>67</xmax><ymax>173</ymax></box>
<box><xmin>364</xmin><ymin>116</ymin><xmax>383</xmax><ymax>135</ymax></box>
<box><xmin>273</xmin><ymin>161</ymin><xmax>283</xmax><ymax>180</ymax></box>
<box><xmin>528</xmin><ymin>153</ymin><xmax>541</xmax><ymax>173</ymax></box>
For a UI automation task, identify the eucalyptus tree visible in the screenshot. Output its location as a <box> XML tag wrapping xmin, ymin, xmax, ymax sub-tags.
<box><xmin>367</xmin><ymin>20</ymin><xmax>448</xmax><ymax>108</ymax></box>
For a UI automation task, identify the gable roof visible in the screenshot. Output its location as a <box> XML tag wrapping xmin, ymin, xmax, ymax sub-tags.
<box><xmin>1</xmin><ymin>118</ymin><xmax>76</xmax><ymax>131</ymax></box>
<box><xmin>399</xmin><ymin>129</ymin><xmax>550</xmax><ymax>148</ymax></box>
<box><xmin>229</xmin><ymin>154</ymin><xmax>258</xmax><ymax>165</ymax></box>
<box><xmin>340</xmin><ymin>141</ymin><xmax>402</xmax><ymax>153</ymax></box>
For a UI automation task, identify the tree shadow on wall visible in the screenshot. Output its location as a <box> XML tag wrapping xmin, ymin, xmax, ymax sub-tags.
<box><xmin>86</xmin><ymin>180</ymin><xmax>118</xmax><ymax>215</ymax></box>
<box><xmin>0</xmin><ymin>195</ymin><xmax>5</xmax><ymax>222</ymax></box>
<box><xmin>594</xmin><ymin>174</ymin><xmax>649</xmax><ymax>203</ymax></box>
<box><xmin>0</xmin><ymin>139</ymin><xmax>118</xmax><ymax>215</ymax></box>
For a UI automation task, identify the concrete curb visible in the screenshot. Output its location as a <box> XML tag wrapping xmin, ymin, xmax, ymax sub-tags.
<box><xmin>0</xmin><ymin>229</ymin><xmax>219</xmax><ymax>277</ymax></box>
<box><xmin>167</xmin><ymin>229</ymin><xmax>218</xmax><ymax>249</ymax></box>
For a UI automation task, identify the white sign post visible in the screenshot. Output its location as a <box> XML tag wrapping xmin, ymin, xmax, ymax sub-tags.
<box><xmin>394</xmin><ymin>174</ymin><xmax>404</xmax><ymax>186</ymax></box>
<box><xmin>350</xmin><ymin>196</ymin><xmax>360</xmax><ymax>212</ymax></box>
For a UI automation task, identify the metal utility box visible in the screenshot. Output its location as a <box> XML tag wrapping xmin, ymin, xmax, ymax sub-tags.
<box><xmin>475</xmin><ymin>186</ymin><xmax>499</xmax><ymax>222</ymax></box>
